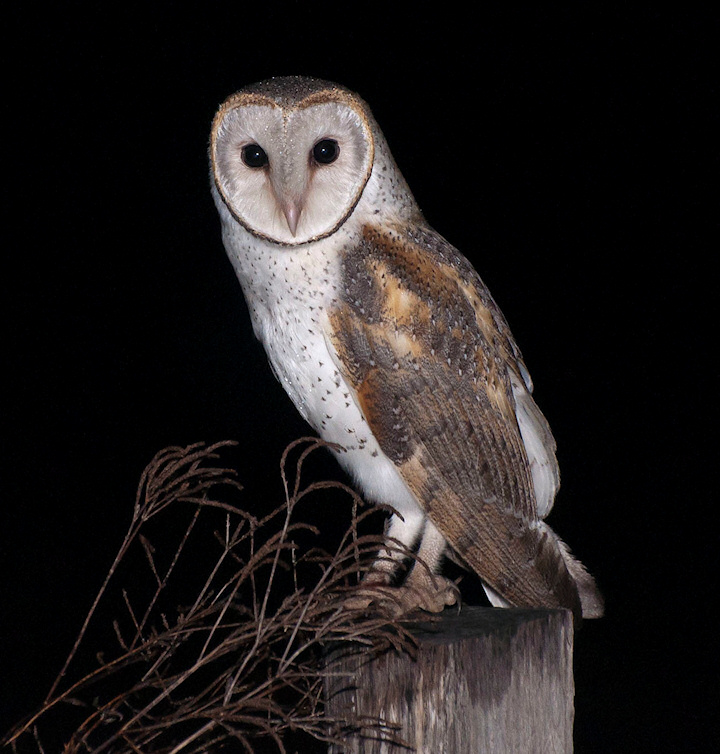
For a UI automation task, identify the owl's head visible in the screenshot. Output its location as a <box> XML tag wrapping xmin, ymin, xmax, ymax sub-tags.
<box><xmin>210</xmin><ymin>77</ymin><xmax>384</xmax><ymax>246</ymax></box>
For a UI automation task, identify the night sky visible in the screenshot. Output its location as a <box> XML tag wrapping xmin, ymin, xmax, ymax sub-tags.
<box><xmin>3</xmin><ymin>5</ymin><xmax>716</xmax><ymax>751</ymax></box>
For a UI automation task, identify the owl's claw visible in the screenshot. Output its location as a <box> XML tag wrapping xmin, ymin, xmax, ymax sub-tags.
<box><xmin>343</xmin><ymin>570</ymin><xmax>459</xmax><ymax>616</ymax></box>
<box><xmin>343</xmin><ymin>570</ymin><xmax>393</xmax><ymax>611</ymax></box>
<box><xmin>397</xmin><ymin>570</ymin><xmax>459</xmax><ymax>615</ymax></box>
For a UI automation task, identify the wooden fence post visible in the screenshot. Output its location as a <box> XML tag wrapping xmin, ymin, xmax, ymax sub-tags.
<box><xmin>324</xmin><ymin>607</ymin><xmax>574</xmax><ymax>753</ymax></box>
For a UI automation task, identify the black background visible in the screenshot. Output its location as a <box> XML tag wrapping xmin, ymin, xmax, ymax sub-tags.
<box><xmin>2</xmin><ymin>4</ymin><xmax>717</xmax><ymax>751</ymax></box>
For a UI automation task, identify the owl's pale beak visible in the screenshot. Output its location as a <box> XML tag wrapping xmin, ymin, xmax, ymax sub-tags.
<box><xmin>269</xmin><ymin>165</ymin><xmax>306</xmax><ymax>237</ymax></box>
<box><xmin>282</xmin><ymin>199</ymin><xmax>302</xmax><ymax>236</ymax></box>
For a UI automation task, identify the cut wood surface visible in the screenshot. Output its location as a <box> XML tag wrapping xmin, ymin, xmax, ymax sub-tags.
<box><xmin>324</xmin><ymin>607</ymin><xmax>574</xmax><ymax>753</ymax></box>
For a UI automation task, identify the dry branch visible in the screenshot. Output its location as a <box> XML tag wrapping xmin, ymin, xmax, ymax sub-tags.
<box><xmin>3</xmin><ymin>439</ymin><xmax>417</xmax><ymax>753</ymax></box>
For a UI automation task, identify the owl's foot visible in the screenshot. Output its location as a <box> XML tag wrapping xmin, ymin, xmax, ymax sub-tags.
<box><xmin>395</xmin><ymin>568</ymin><xmax>459</xmax><ymax>615</ymax></box>
<box><xmin>343</xmin><ymin>571</ymin><xmax>393</xmax><ymax>611</ymax></box>
<box><xmin>343</xmin><ymin>569</ymin><xmax>458</xmax><ymax>616</ymax></box>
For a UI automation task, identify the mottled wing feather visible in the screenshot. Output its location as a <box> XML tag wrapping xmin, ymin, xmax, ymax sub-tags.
<box><xmin>328</xmin><ymin>223</ymin><xmax>581</xmax><ymax>615</ymax></box>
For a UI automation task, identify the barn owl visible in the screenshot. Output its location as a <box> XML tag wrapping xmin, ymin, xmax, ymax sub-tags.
<box><xmin>209</xmin><ymin>76</ymin><xmax>603</xmax><ymax>621</ymax></box>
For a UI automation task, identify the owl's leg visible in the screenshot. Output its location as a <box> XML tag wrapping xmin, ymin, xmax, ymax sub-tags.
<box><xmin>344</xmin><ymin>510</ymin><xmax>423</xmax><ymax>610</ymax></box>
<box><xmin>399</xmin><ymin>519</ymin><xmax>458</xmax><ymax>613</ymax></box>
<box><xmin>366</xmin><ymin>511</ymin><xmax>425</xmax><ymax>583</ymax></box>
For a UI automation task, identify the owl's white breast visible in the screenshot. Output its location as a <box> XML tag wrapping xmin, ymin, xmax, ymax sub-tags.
<box><xmin>219</xmin><ymin>204</ymin><xmax>421</xmax><ymax>520</ymax></box>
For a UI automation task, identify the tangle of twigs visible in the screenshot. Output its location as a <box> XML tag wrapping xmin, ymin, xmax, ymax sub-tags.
<box><xmin>3</xmin><ymin>438</ymin><xmax>418</xmax><ymax>753</ymax></box>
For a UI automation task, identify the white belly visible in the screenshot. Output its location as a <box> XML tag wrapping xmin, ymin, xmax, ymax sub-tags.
<box><xmin>258</xmin><ymin>304</ymin><xmax>421</xmax><ymax>520</ymax></box>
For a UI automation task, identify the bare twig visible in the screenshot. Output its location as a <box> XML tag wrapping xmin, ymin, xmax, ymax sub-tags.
<box><xmin>3</xmin><ymin>438</ymin><xmax>416</xmax><ymax>753</ymax></box>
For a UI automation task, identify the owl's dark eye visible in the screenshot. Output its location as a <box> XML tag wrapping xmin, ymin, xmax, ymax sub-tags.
<box><xmin>312</xmin><ymin>139</ymin><xmax>340</xmax><ymax>165</ymax></box>
<box><xmin>241</xmin><ymin>143</ymin><xmax>268</xmax><ymax>168</ymax></box>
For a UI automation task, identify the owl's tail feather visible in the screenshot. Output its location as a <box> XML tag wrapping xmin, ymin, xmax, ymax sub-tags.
<box><xmin>543</xmin><ymin>522</ymin><xmax>605</xmax><ymax>619</ymax></box>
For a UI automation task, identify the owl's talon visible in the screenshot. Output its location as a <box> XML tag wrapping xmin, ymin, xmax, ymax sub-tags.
<box><xmin>343</xmin><ymin>573</ymin><xmax>459</xmax><ymax>616</ymax></box>
<box><xmin>394</xmin><ymin>572</ymin><xmax>459</xmax><ymax>615</ymax></box>
<box><xmin>342</xmin><ymin>571</ymin><xmax>394</xmax><ymax>611</ymax></box>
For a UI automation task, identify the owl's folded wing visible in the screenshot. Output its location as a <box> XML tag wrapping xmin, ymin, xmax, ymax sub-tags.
<box><xmin>326</xmin><ymin>222</ymin><xmax>583</xmax><ymax>617</ymax></box>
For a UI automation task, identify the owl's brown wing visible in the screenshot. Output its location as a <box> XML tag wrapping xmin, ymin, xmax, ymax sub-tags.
<box><xmin>327</xmin><ymin>222</ymin><xmax>582</xmax><ymax>617</ymax></box>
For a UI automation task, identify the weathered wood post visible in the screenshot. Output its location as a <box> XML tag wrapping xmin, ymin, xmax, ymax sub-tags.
<box><xmin>324</xmin><ymin>607</ymin><xmax>574</xmax><ymax>753</ymax></box>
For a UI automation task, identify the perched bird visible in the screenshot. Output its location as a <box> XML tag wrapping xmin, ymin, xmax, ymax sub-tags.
<box><xmin>209</xmin><ymin>76</ymin><xmax>603</xmax><ymax>621</ymax></box>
